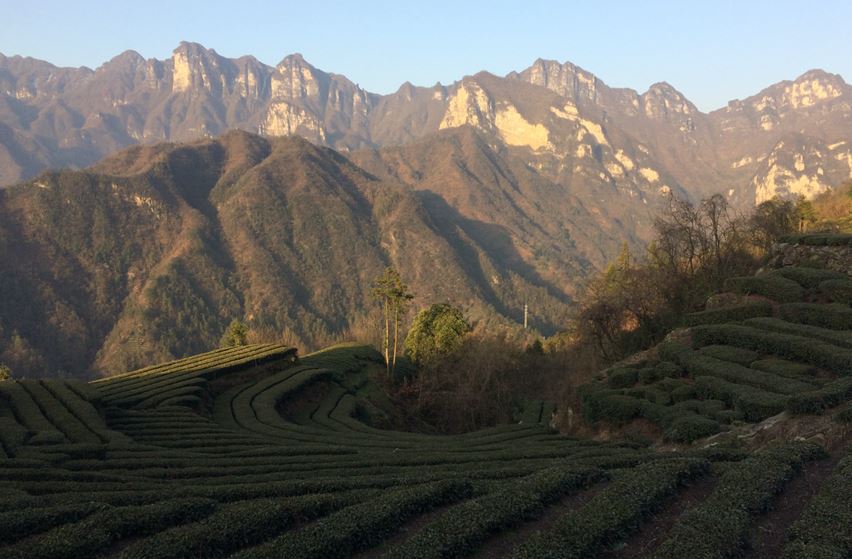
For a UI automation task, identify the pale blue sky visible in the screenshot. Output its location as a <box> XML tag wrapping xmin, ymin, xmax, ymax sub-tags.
<box><xmin>1</xmin><ymin>0</ymin><xmax>849</xmax><ymax>111</ymax></box>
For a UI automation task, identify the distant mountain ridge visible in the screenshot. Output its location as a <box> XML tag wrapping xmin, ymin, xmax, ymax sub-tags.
<box><xmin>2</xmin><ymin>42</ymin><xmax>851</xmax><ymax>206</ymax></box>
<box><xmin>0</xmin><ymin>130</ymin><xmax>619</xmax><ymax>377</ymax></box>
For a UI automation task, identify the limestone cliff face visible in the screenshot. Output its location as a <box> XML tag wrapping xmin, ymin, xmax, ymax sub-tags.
<box><xmin>748</xmin><ymin>136</ymin><xmax>852</xmax><ymax>204</ymax></box>
<box><xmin>261</xmin><ymin>53</ymin><xmax>374</xmax><ymax>145</ymax></box>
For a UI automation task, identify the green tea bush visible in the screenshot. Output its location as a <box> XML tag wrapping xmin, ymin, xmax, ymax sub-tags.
<box><xmin>696</xmin><ymin>345</ymin><xmax>760</xmax><ymax>366</ymax></box>
<box><xmin>681</xmin><ymin>352</ymin><xmax>812</xmax><ymax>395</ymax></box>
<box><xmin>782</xmin><ymin>455</ymin><xmax>852</xmax><ymax>558</ymax></box>
<box><xmin>834</xmin><ymin>404</ymin><xmax>852</xmax><ymax>423</ymax></box>
<box><xmin>384</xmin><ymin>467</ymin><xmax>604</xmax><ymax>558</ymax></box>
<box><xmin>607</xmin><ymin>368</ymin><xmax>639</xmax><ymax>389</ymax></box>
<box><xmin>683</xmin><ymin>301</ymin><xmax>774</xmax><ymax>326</ymax></box>
<box><xmin>653</xmin><ymin>442</ymin><xmax>826</xmax><ymax>559</ymax></box>
<box><xmin>0</xmin><ymin>502</ymin><xmax>109</xmax><ymax>545</ymax></box>
<box><xmin>1</xmin><ymin>498</ymin><xmax>218</xmax><ymax>559</ymax></box>
<box><xmin>594</xmin><ymin>394</ymin><xmax>644</xmax><ymax>423</ymax></box>
<box><xmin>750</xmin><ymin>358</ymin><xmax>818</xmax><ymax>380</ymax></box>
<box><xmin>0</xmin><ymin>417</ymin><xmax>29</xmax><ymax>455</ymax></box>
<box><xmin>820</xmin><ymin>279</ymin><xmax>852</xmax><ymax>305</ymax></box>
<box><xmin>786</xmin><ymin>378</ymin><xmax>852</xmax><ymax>415</ymax></box>
<box><xmin>745</xmin><ymin>316</ymin><xmax>852</xmax><ymax>349</ymax></box>
<box><xmin>778</xmin><ymin>303</ymin><xmax>852</xmax><ymax>331</ymax></box>
<box><xmin>512</xmin><ymin>458</ymin><xmax>708</xmax><ymax>559</ymax></box>
<box><xmin>671</xmin><ymin>383</ymin><xmax>698</xmax><ymax>403</ymax></box>
<box><xmin>691</xmin><ymin>324</ymin><xmax>852</xmax><ymax>375</ymax></box>
<box><xmin>115</xmin><ymin>491</ymin><xmax>372</xmax><ymax>559</ymax></box>
<box><xmin>663</xmin><ymin>415</ymin><xmax>721</xmax><ymax>443</ymax></box>
<box><xmin>770</xmin><ymin>267</ymin><xmax>847</xmax><ymax>288</ymax></box>
<box><xmin>230</xmin><ymin>480</ymin><xmax>473</xmax><ymax>559</ymax></box>
<box><xmin>724</xmin><ymin>274</ymin><xmax>804</xmax><ymax>303</ymax></box>
<box><xmin>657</xmin><ymin>340</ymin><xmax>693</xmax><ymax>364</ymax></box>
<box><xmin>693</xmin><ymin>376</ymin><xmax>787</xmax><ymax>421</ymax></box>
<box><xmin>779</xmin><ymin>233</ymin><xmax>852</xmax><ymax>245</ymax></box>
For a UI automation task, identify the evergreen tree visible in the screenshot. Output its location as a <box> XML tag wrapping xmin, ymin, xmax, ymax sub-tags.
<box><xmin>220</xmin><ymin>319</ymin><xmax>249</xmax><ymax>348</ymax></box>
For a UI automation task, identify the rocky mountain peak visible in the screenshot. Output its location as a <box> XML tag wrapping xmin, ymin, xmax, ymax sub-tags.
<box><xmin>106</xmin><ymin>50</ymin><xmax>146</xmax><ymax>66</ymax></box>
<box><xmin>641</xmin><ymin>82</ymin><xmax>696</xmax><ymax>118</ymax></box>
<box><xmin>270</xmin><ymin>53</ymin><xmax>324</xmax><ymax>101</ymax></box>
<box><xmin>277</xmin><ymin>52</ymin><xmax>312</xmax><ymax>69</ymax></box>
<box><xmin>511</xmin><ymin>58</ymin><xmax>602</xmax><ymax>105</ymax></box>
<box><xmin>782</xmin><ymin>69</ymin><xmax>847</xmax><ymax>108</ymax></box>
<box><xmin>170</xmin><ymin>42</ymin><xmax>230</xmax><ymax>93</ymax></box>
<box><xmin>730</xmin><ymin>68</ymin><xmax>849</xmax><ymax>119</ymax></box>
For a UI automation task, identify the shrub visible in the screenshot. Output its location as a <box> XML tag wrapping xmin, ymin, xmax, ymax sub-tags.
<box><xmin>770</xmin><ymin>267</ymin><xmax>846</xmax><ymax>288</ymax></box>
<box><xmin>653</xmin><ymin>442</ymin><xmax>826</xmax><ymax>559</ymax></box>
<box><xmin>656</xmin><ymin>361</ymin><xmax>683</xmax><ymax>378</ymax></box>
<box><xmin>683</xmin><ymin>301</ymin><xmax>774</xmax><ymax>326</ymax></box>
<box><xmin>638</xmin><ymin>368</ymin><xmax>660</xmax><ymax>384</ymax></box>
<box><xmin>606</xmin><ymin>367</ymin><xmax>639</xmax><ymax>389</ymax></box>
<box><xmin>653</xmin><ymin>377</ymin><xmax>689</xmax><ymax>393</ymax></box>
<box><xmin>782</xmin><ymin>455</ymin><xmax>852</xmax><ymax>558</ymax></box>
<box><xmin>638</xmin><ymin>400</ymin><xmax>680</xmax><ymax>427</ymax></box>
<box><xmin>664</xmin><ymin>415</ymin><xmax>721</xmax><ymax>443</ymax></box>
<box><xmin>230</xmin><ymin>480</ymin><xmax>473</xmax><ymax>559</ymax></box>
<box><xmin>779</xmin><ymin>233</ymin><xmax>852</xmax><ymax>246</ymax></box>
<box><xmin>383</xmin><ymin>467</ymin><xmax>604</xmax><ymax>558</ymax></box>
<box><xmin>596</xmin><ymin>395</ymin><xmax>644</xmax><ymax>423</ymax></box>
<box><xmin>671</xmin><ymin>384</ymin><xmax>698</xmax><ymax>403</ymax></box>
<box><xmin>681</xmin><ymin>352</ymin><xmax>812</xmax><ymax>395</ymax></box>
<box><xmin>749</xmin><ymin>358</ymin><xmax>817</xmax><ymax>380</ymax></box>
<box><xmin>725</xmin><ymin>274</ymin><xmax>804</xmax><ymax>303</ymax></box>
<box><xmin>834</xmin><ymin>404</ymin><xmax>852</xmax><ymax>423</ymax></box>
<box><xmin>1</xmin><ymin>498</ymin><xmax>218</xmax><ymax>559</ymax></box>
<box><xmin>820</xmin><ymin>279</ymin><xmax>852</xmax><ymax>305</ymax></box>
<box><xmin>0</xmin><ymin>417</ymin><xmax>29</xmax><ymax>454</ymax></box>
<box><xmin>778</xmin><ymin>303</ymin><xmax>852</xmax><ymax>331</ymax></box>
<box><xmin>512</xmin><ymin>458</ymin><xmax>709</xmax><ymax>559</ymax></box>
<box><xmin>693</xmin><ymin>376</ymin><xmax>787</xmax><ymax>422</ymax></box>
<box><xmin>114</xmin><ymin>491</ymin><xmax>372</xmax><ymax>559</ymax></box>
<box><xmin>714</xmin><ymin>409</ymin><xmax>744</xmax><ymax>424</ymax></box>
<box><xmin>787</xmin><ymin>378</ymin><xmax>852</xmax><ymax>415</ymax></box>
<box><xmin>657</xmin><ymin>340</ymin><xmax>693</xmax><ymax>364</ymax></box>
<box><xmin>696</xmin><ymin>345</ymin><xmax>759</xmax><ymax>366</ymax></box>
<box><xmin>744</xmin><ymin>316</ymin><xmax>852</xmax><ymax>349</ymax></box>
<box><xmin>0</xmin><ymin>503</ymin><xmax>109</xmax><ymax>546</ymax></box>
<box><xmin>691</xmin><ymin>324</ymin><xmax>852</xmax><ymax>375</ymax></box>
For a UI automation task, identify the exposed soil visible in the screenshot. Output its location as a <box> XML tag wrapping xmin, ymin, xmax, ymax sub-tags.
<box><xmin>747</xmin><ymin>442</ymin><xmax>848</xmax><ymax>559</ymax></box>
<box><xmin>601</xmin><ymin>475</ymin><xmax>718</xmax><ymax>559</ymax></box>
<box><xmin>470</xmin><ymin>480</ymin><xmax>608</xmax><ymax>558</ymax></box>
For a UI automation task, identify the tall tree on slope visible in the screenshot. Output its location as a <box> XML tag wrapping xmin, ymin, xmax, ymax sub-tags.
<box><xmin>372</xmin><ymin>267</ymin><xmax>414</xmax><ymax>379</ymax></box>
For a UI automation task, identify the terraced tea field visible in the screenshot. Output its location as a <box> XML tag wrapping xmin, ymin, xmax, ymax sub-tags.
<box><xmin>1</xmin><ymin>263</ymin><xmax>851</xmax><ymax>557</ymax></box>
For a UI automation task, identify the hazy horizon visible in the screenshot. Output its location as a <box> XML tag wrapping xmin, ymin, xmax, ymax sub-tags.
<box><xmin>1</xmin><ymin>0</ymin><xmax>850</xmax><ymax>112</ymax></box>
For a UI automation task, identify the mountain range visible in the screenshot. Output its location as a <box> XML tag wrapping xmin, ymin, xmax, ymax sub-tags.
<box><xmin>2</xmin><ymin>42</ymin><xmax>851</xmax><ymax>205</ymax></box>
<box><xmin>0</xmin><ymin>43</ymin><xmax>851</xmax><ymax>377</ymax></box>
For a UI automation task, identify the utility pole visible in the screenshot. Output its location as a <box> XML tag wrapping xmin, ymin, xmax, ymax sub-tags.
<box><xmin>524</xmin><ymin>302</ymin><xmax>529</xmax><ymax>330</ymax></box>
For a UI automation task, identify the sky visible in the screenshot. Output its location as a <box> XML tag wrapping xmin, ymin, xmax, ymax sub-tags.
<box><xmin>1</xmin><ymin>0</ymin><xmax>850</xmax><ymax>112</ymax></box>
